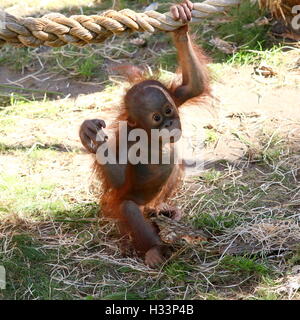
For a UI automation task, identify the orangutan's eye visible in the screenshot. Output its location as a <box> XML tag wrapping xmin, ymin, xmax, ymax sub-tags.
<box><xmin>165</xmin><ymin>107</ymin><xmax>172</xmax><ymax>115</ymax></box>
<box><xmin>164</xmin><ymin>104</ymin><xmax>174</xmax><ymax>116</ymax></box>
<box><xmin>153</xmin><ymin>113</ymin><xmax>162</xmax><ymax>122</ymax></box>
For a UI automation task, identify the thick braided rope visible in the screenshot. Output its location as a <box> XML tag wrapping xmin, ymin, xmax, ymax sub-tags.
<box><xmin>0</xmin><ymin>0</ymin><xmax>241</xmax><ymax>48</ymax></box>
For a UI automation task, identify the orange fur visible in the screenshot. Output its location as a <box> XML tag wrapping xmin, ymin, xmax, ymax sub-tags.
<box><xmin>93</xmin><ymin>39</ymin><xmax>209</xmax><ymax>222</ymax></box>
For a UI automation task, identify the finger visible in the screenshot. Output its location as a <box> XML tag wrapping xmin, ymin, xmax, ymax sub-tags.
<box><xmin>96</xmin><ymin>130</ymin><xmax>108</xmax><ymax>142</ymax></box>
<box><xmin>186</xmin><ymin>0</ymin><xmax>194</xmax><ymax>11</ymax></box>
<box><xmin>177</xmin><ymin>5</ymin><xmax>188</xmax><ymax>24</ymax></box>
<box><xmin>95</xmin><ymin>119</ymin><xmax>106</xmax><ymax>128</ymax></box>
<box><xmin>86</xmin><ymin>127</ymin><xmax>98</xmax><ymax>143</ymax></box>
<box><xmin>87</xmin><ymin>120</ymin><xmax>106</xmax><ymax>132</ymax></box>
<box><xmin>170</xmin><ymin>5</ymin><xmax>179</xmax><ymax>20</ymax></box>
<box><xmin>86</xmin><ymin>127</ymin><xmax>106</xmax><ymax>144</ymax></box>
<box><xmin>154</xmin><ymin>256</ymin><xmax>164</xmax><ymax>266</ymax></box>
<box><xmin>83</xmin><ymin>120</ymin><xmax>98</xmax><ymax>133</ymax></box>
<box><xmin>149</xmin><ymin>257</ymin><xmax>161</xmax><ymax>268</ymax></box>
<box><xmin>145</xmin><ymin>257</ymin><xmax>154</xmax><ymax>268</ymax></box>
<box><xmin>90</xmin><ymin>119</ymin><xmax>106</xmax><ymax>129</ymax></box>
<box><xmin>182</xmin><ymin>3</ymin><xmax>192</xmax><ymax>21</ymax></box>
<box><xmin>83</xmin><ymin>133</ymin><xmax>97</xmax><ymax>153</ymax></box>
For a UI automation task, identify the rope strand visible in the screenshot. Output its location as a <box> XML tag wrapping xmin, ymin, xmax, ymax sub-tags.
<box><xmin>0</xmin><ymin>0</ymin><xmax>241</xmax><ymax>48</ymax></box>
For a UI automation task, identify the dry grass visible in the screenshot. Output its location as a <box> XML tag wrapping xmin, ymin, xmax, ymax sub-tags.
<box><xmin>0</xmin><ymin>0</ymin><xmax>300</xmax><ymax>301</ymax></box>
<box><xmin>1</xmin><ymin>74</ymin><xmax>299</xmax><ymax>299</ymax></box>
<box><xmin>257</xmin><ymin>0</ymin><xmax>300</xmax><ymax>19</ymax></box>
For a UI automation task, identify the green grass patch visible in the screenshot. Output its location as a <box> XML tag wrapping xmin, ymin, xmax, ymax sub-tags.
<box><xmin>102</xmin><ymin>291</ymin><xmax>143</xmax><ymax>300</ymax></box>
<box><xmin>198</xmin><ymin>169</ymin><xmax>222</xmax><ymax>185</ymax></box>
<box><xmin>204</xmin><ymin>128</ymin><xmax>219</xmax><ymax>146</ymax></box>
<box><xmin>165</xmin><ymin>261</ymin><xmax>193</xmax><ymax>282</ymax></box>
<box><xmin>0</xmin><ymin>171</ymin><xmax>99</xmax><ymax>220</ymax></box>
<box><xmin>221</xmin><ymin>256</ymin><xmax>272</xmax><ymax>276</ymax></box>
<box><xmin>193</xmin><ymin>1</ymin><xmax>274</xmax><ymax>64</ymax></box>
<box><xmin>0</xmin><ymin>172</ymin><xmax>59</xmax><ymax>218</ymax></box>
<box><xmin>0</xmin><ymin>47</ymin><xmax>33</xmax><ymax>72</ymax></box>
<box><xmin>158</xmin><ymin>51</ymin><xmax>177</xmax><ymax>72</ymax></box>
<box><xmin>51</xmin><ymin>202</ymin><xmax>99</xmax><ymax>220</ymax></box>
<box><xmin>0</xmin><ymin>234</ymin><xmax>72</xmax><ymax>300</ymax></box>
<box><xmin>252</xmin><ymin>276</ymin><xmax>281</xmax><ymax>300</ymax></box>
<box><xmin>50</xmin><ymin>47</ymin><xmax>104</xmax><ymax>80</ymax></box>
<box><xmin>193</xmin><ymin>212</ymin><xmax>239</xmax><ymax>233</ymax></box>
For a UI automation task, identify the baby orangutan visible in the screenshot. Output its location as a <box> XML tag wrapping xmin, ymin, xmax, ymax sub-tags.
<box><xmin>79</xmin><ymin>0</ymin><xmax>210</xmax><ymax>267</ymax></box>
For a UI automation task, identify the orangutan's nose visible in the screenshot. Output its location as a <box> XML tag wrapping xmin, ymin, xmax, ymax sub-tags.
<box><xmin>164</xmin><ymin>120</ymin><xmax>173</xmax><ymax>128</ymax></box>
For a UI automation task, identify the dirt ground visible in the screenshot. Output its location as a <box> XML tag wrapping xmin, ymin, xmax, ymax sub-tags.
<box><xmin>1</xmin><ymin>49</ymin><xmax>299</xmax><ymax>157</ymax></box>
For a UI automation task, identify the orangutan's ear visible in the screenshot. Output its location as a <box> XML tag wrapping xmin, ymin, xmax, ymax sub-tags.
<box><xmin>107</xmin><ymin>64</ymin><xmax>145</xmax><ymax>84</ymax></box>
<box><xmin>127</xmin><ymin>117</ymin><xmax>137</xmax><ymax>128</ymax></box>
